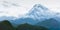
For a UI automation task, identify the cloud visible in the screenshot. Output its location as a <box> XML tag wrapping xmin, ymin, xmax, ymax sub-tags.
<box><xmin>12</xmin><ymin>3</ymin><xmax>20</xmax><ymax>6</ymax></box>
<box><xmin>0</xmin><ymin>11</ymin><xmax>4</xmax><ymax>13</ymax></box>
<box><xmin>1</xmin><ymin>1</ymin><xmax>20</xmax><ymax>8</ymax></box>
<box><xmin>0</xmin><ymin>0</ymin><xmax>60</xmax><ymax>18</ymax></box>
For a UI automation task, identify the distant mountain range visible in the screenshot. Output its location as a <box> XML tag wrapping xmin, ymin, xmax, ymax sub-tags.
<box><xmin>9</xmin><ymin>4</ymin><xmax>60</xmax><ymax>30</ymax></box>
<box><xmin>36</xmin><ymin>18</ymin><xmax>60</xmax><ymax>30</ymax></box>
<box><xmin>10</xmin><ymin>17</ymin><xmax>39</xmax><ymax>26</ymax></box>
<box><xmin>10</xmin><ymin>4</ymin><xmax>51</xmax><ymax>26</ymax></box>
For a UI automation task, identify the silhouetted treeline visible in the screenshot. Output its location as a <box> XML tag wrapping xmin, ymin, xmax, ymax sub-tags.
<box><xmin>16</xmin><ymin>23</ymin><xmax>49</xmax><ymax>30</ymax></box>
<box><xmin>0</xmin><ymin>20</ymin><xmax>49</xmax><ymax>30</ymax></box>
<box><xmin>0</xmin><ymin>20</ymin><xmax>15</xmax><ymax>30</ymax></box>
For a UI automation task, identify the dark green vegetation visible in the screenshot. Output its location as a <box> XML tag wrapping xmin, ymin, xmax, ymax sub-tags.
<box><xmin>0</xmin><ymin>20</ymin><xmax>49</xmax><ymax>30</ymax></box>
<box><xmin>16</xmin><ymin>23</ymin><xmax>49</xmax><ymax>30</ymax></box>
<box><xmin>0</xmin><ymin>20</ymin><xmax>15</xmax><ymax>30</ymax></box>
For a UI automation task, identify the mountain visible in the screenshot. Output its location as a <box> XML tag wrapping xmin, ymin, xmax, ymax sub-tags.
<box><xmin>26</xmin><ymin>4</ymin><xmax>55</xmax><ymax>21</ymax></box>
<box><xmin>10</xmin><ymin>17</ymin><xmax>39</xmax><ymax>27</ymax></box>
<box><xmin>16</xmin><ymin>23</ymin><xmax>49</xmax><ymax>30</ymax></box>
<box><xmin>9</xmin><ymin>4</ymin><xmax>50</xmax><ymax>26</ymax></box>
<box><xmin>36</xmin><ymin>18</ymin><xmax>60</xmax><ymax>30</ymax></box>
<box><xmin>0</xmin><ymin>20</ymin><xmax>14</xmax><ymax>30</ymax></box>
<box><xmin>9</xmin><ymin>4</ymin><xmax>56</xmax><ymax>26</ymax></box>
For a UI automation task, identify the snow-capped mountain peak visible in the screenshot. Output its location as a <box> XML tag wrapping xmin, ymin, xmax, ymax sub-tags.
<box><xmin>25</xmin><ymin>4</ymin><xmax>55</xmax><ymax>21</ymax></box>
<box><xmin>33</xmin><ymin>4</ymin><xmax>48</xmax><ymax>10</ymax></box>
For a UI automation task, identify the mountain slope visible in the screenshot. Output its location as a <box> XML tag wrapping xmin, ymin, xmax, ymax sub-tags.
<box><xmin>26</xmin><ymin>4</ymin><xmax>55</xmax><ymax>21</ymax></box>
<box><xmin>10</xmin><ymin>4</ymin><xmax>56</xmax><ymax>26</ymax></box>
<box><xmin>0</xmin><ymin>20</ymin><xmax>14</xmax><ymax>30</ymax></box>
<box><xmin>10</xmin><ymin>4</ymin><xmax>50</xmax><ymax>26</ymax></box>
<box><xmin>10</xmin><ymin>17</ymin><xmax>39</xmax><ymax>26</ymax></box>
<box><xmin>36</xmin><ymin>18</ymin><xmax>60</xmax><ymax>30</ymax></box>
<box><xmin>16</xmin><ymin>23</ymin><xmax>49</xmax><ymax>30</ymax></box>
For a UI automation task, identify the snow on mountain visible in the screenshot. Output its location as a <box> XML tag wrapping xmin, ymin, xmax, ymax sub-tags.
<box><xmin>25</xmin><ymin>4</ymin><xmax>56</xmax><ymax>21</ymax></box>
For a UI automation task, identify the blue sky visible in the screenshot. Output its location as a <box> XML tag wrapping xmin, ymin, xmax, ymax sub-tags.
<box><xmin>0</xmin><ymin>0</ymin><xmax>60</xmax><ymax>17</ymax></box>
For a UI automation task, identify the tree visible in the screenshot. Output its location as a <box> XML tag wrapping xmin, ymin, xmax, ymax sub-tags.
<box><xmin>16</xmin><ymin>23</ymin><xmax>49</xmax><ymax>30</ymax></box>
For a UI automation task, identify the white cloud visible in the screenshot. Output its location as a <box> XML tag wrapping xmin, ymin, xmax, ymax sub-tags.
<box><xmin>0</xmin><ymin>0</ymin><xmax>60</xmax><ymax>17</ymax></box>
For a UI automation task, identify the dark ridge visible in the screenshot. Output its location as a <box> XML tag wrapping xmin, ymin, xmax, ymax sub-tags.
<box><xmin>0</xmin><ymin>20</ymin><xmax>49</xmax><ymax>30</ymax></box>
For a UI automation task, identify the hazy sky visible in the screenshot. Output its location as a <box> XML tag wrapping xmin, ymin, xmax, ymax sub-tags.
<box><xmin>0</xmin><ymin>0</ymin><xmax>60</xmax><ymax>17</ymax></box>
